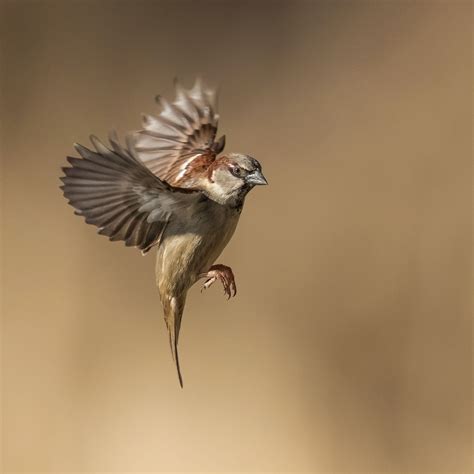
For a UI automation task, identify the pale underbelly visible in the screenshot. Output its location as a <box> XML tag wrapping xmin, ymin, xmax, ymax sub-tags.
<box><xmin>155</xmin><ymin>214</ymin><xmax>239</xmax><ymax>295</ymax></box>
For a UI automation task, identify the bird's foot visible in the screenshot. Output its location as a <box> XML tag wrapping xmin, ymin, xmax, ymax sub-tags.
<box><xmin>199</xmin><ymin>264</ymin><xmax>237</xmax><ymax>299</ymax></box>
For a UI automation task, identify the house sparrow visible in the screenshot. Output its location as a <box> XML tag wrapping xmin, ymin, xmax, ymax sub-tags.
<box><xmin>60</xmin><ymin>78</ymin><xmax>267</xmax><ymax>387</ymax></box>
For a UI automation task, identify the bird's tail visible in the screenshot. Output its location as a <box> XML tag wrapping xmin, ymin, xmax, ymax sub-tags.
<box><xmin>162</xmin><ymin>295</ymin><xmax>185</xmax><ymax>388</ymax></box>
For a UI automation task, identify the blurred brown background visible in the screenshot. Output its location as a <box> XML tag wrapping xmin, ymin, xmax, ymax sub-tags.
<box><xmin>1</xmin><ymin>0</ymin><xmax>472</xmax><ymax>472</ymax></box>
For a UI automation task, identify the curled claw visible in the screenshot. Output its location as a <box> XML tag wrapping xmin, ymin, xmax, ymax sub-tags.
<box><xmin>199</xmin><ymin>264</ymin><xmax>237</xmax><ymax>299</ymax></box>
<box><xmin>220</xmin><ymin>273</ymin><xmax>231</xmax><ymax>299</ymax></box>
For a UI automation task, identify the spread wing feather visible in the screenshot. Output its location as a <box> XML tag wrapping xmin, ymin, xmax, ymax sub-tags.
<box><xmin>129</xmin><ymin>78</ymin><xmax>225</xmax><ymax>187</ymax></box>
<box><xmin>60</xmin><ymin>133</ymin><xmax>200</xmax><ymax>253</ymax></box>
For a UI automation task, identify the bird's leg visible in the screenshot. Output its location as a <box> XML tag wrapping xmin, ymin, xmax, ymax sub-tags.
<box><xmin>199</xmin><ymin>264</ymin><xmax>237</xmax><ymax>299</ymax></box>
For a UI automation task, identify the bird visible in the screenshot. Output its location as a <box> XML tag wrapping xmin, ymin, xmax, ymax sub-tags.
<box><xmin>60</xmin><ymin>78</ymin><xmax>267</xmax><ymax>387</ymax></box>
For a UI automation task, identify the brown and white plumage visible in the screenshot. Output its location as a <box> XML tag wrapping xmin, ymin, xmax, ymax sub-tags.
<box><xmin>130</xmin><ymin>78</ymin><xmax>225</xmax><ymax>188</ymax></box>
<box><xmin>60</xmin><ymin>79</ymin><xmax>267</xmax><ymax>386</ymax></box>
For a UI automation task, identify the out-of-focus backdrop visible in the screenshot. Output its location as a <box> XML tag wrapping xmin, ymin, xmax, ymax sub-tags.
<box><xmin>1</xmin><ymin>1</ymin><xmax>471</xmax><ymax>472</ymax></box>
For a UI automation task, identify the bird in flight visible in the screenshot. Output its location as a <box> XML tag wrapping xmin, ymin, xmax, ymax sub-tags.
<box><xmin>60</xmin><ymin>78</ymin><xmax>267</xmax><ymax>387</ymax></box>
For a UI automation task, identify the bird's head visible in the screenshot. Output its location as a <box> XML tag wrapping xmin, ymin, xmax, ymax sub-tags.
<box><xmin>204</xmin><ymin>153</ymin><xmax>267</xmax><ymax>206</ymax></box>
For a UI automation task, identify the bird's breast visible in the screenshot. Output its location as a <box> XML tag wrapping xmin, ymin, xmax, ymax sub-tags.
<box><xmin>155</xmin><ymin>202</ymin><xmax>241</xmax><ymax>295</ymax></box>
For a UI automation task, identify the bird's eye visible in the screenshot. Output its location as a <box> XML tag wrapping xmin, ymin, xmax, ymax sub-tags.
<box><xmin>230</xmin><ymin>166</ymin><xmax>243</xmax><ymax>178</ymax></box>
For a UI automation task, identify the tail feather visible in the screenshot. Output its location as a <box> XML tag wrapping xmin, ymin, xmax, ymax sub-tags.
<box><xmin>163</xmin><ymin>295</ymin><xmax>185</xmax><ymax>388</ymax></box>
<box><xmin>167</xmin><ymin>321</ymin><xmax>183</xmax><ymax>388</ymax></box>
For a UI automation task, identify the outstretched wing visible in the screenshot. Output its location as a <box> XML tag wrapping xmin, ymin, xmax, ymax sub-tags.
<box><xmin>129</xmin><ymin>78</ymin><xmax>225</xmax><ymax>187</ymax></box>
<box><xmin>60</xmin><ymin>133</ymin><xmax>200</xmax><ymax>254</ymax></box>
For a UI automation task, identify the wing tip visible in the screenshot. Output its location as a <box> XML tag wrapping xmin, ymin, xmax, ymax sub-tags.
<box><xmin>73</xmin><ymin>142</ymin><xmax>92</xmax><ymax>156</ymax></box>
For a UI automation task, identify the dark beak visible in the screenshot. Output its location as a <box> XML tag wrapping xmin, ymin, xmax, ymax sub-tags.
<box><xmin>246</xmin><ymin>169</ymin><xmax>268</xmax><ymax>186</ymax></box>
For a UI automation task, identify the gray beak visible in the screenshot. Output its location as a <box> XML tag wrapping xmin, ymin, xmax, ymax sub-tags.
<box><xmin>246</xmin><ymin>169</ymin><xmax>268</xmax><ymax>186</ymax></box>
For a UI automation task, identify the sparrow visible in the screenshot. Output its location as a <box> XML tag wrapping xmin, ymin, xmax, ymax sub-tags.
<box><xmin>60</xmin><ymin>78</ymin><xmax>267</xmax><ymax>387</ymax></box>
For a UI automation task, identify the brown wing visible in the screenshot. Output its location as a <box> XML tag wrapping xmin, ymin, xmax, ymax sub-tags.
<box><xmin>60</xmin><ymin>133</ymin><xmax>201</xmax><ymax>254</ymax></box>
<box><xmin>128</xmin><ymin>78</ymin><xmax>225</xmax><ymax>187</ymax></box>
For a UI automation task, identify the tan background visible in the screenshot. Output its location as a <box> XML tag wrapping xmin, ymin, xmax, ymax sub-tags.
<box><xmin>1</xmin><ymin>0</ymin><xmax>472</xmax><ymax>472</ymax></box>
